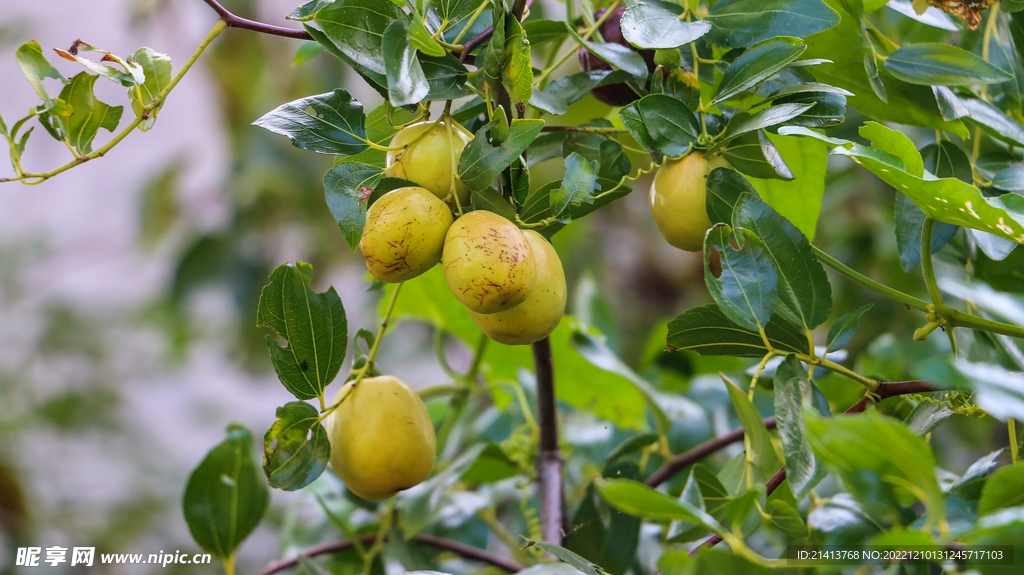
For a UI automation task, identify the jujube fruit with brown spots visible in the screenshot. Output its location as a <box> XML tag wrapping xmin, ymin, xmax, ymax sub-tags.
<box><xmin>442</xmin><ymin>210</ymin><xmax>537</xmax><ymax>314</ymax></box>
<box><xmin>471</xmin><ymin>230</ymin><xmax>566</xmax><ymax>345</ymax></box>
<box><xmin>324</xmin><ymin>375</ymin><xmax>436</xmax><ymax>501</ymax></box>
<box><xmin>650</xmin><ymin>152</ymin><xmax>730</xmax><ymax>252</ymax></box>
<box><xmin>359</xmin><ymin>186</ymin><xmax>453</xmax><ymax>283</ymax></box>
<box><xmin>386</xmin><ymin>120</ymin><xmax>472</xmax><ymax>206</ymax></box>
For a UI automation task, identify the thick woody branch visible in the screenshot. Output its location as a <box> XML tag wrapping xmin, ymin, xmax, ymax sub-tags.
<box><xmin>690</xmin><ymin>380</ymin><xmax>940</xmax><ymax>554</ymax></box>
<box><xmin>257</xmin><ymin>534</ymin><xmax>524</xmax><ymax>575</ymax></box>
<box><xmin>201</xmin><ymin>0</ymin><xmax>313</xmax><ymax>40</ymax></box>
<box><xmin>533</xmin><ymin>337</ymin><xmax>564</xmax><ymax>543</ymax></box>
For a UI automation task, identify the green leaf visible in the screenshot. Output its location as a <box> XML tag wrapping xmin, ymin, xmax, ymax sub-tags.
<box><xmin>805</xmin><ymin>411</ymin><xmax>944</xmax><ymax>526</ymax></box>
<box><xmin>707</xmin><ymin>169</ymin><xmax>833</xmax><ymax>330</ymax></box>
<box><xmin>595</xmin><ymin>478</ymin><xmax>724</xmax><ymax>532</ymax></box>
<box><xmin>336</xmin><ymin>104</ymin><xmax>417</xmax><ymax>168</ymax></box>
<box><xmin>977</xmin><ymin>153</ymin><xmax>1024</xmax><ymax>192</ymax></box>
<box><xmin>16</xmin><ymin>41</ymin><xmax>64</xmax><ymax>103</ymax></box>
<box><xmin>712</xmin><ymin>37</ymin><xmax>807</xmax><ymax>105</ymax></box>
<box><xmin>825</xmin><ymin>304</ymin><xmax>871</xmax><ymax>352</ymax></box>
<box><xmin>57</xmin><ymin>73</ymin><xmax>123</xmax><ymax>155</ymax></box>
<box><xmin>932</xmin><ymin>85</ymin><xmax>967</xmax><ymax>120</ymax></box>
<box><xmin>314</xmin><ymin>0</ymin><xmax>405</xmax><ymax>75</ymax></box>
<box><xmin>421</xmin><ymin>54</ymin><xmax>472</xmax><ymax>101</ymax></box>
<box><xmin>324</xmin><ymin>163</ymin><xmax>385</xmax><ymax>250</ymax></box>
<box><xmin>522</xmin><ymin>20</ymin><xmax>570</xmax><ymax>46</ymax></box>
<box><xmin>961</xmin><ymin>97</ymin><xmax>1024</xmax><ymax>147</ymax></box>
<box><xmin>127</xmin><ymin>47</ymin><xmax>172</xmax><ymax>131</ymax></box>
<box><xmin>723</xmin><ymin>375</ymin><xmax>779</xmax><ymax>476</ymax></box>
<box><xmin>457</xmin><ymin>118</ymin><xmax>544</xmax><ymax>191</ymax></box>
<box><xmin>253</xmin><ymin>90</ymin><xmax>369</xmax><ymax>156</ymax></box>
<box><xmin>289</xmin><ymin>0</ymin><xmax>335</xmax><ymax>21</ymax></box>
<box><xmin>503</xmin><ymin>17</ymin><xmax>533</xmax><ymax>105</ymax></box>
<box><xmin>952</xmin><ymin>360</ymin><xmax>1024</xmax><ymax>423</ymax></box>
<box><xmin>765</xmin><ymin>82</ymin><xmax>854</xmax><ymax>100</ymax></box>
<box><xmin>263</xmin><ymin>401</ymin><xmax>330</xmax><ymax>491</ymax></box>
<box><xmin>773</xmin><ymin>356</ymin><xmax>825</xmax><ymax>499</ymax></box>
<box><xmin>749</xmin><ymin>134</ymin><xmax>828</xmax><ymax>240</ymax></box>
<box><xmin>765</xmin><ymin>498</ymin><xmax>808</xmax><ymax>537</ymax></box>
<box><xmin>531</xmin><ymin>70</ymin><xmax>632</xmax><ymax>115</ymax></box>
<box><xmin>471</xmin><ymin>187</ymin><xmax>517</xmax><ymax>221</ymax></box>
<box><xmin>550</xmin><ymin>153</ymin><xmax>598</xmax><ymax>223</ymax></box>
<box><xmin>434</xmin><ymin>0</ymin><xmax>488</xmax><ymax>40</ymax></box>
<box><xmin>704</xmin><ymin>225</ymin><xmax>778</xmax><ymax>332</ymax></box>
<box><xmin>524</xmin><ymin>541</ymin><xmax>611</xmax><ymax>575</ymax></box>
<box><xmin>706</xmin><ymin>0</ymin><xmax>840</xmax><ymax>49</ymax></box>
<box><xmin>667</xmin><ymin>304</ymin><xmax>809</xmax><ymax>357</ymax></box>
<box><xmin>712</xmin><ymin>103</ymin><xmax>815</xmax><ymax>150</ymax></box>
<box><xmin>564</xmin><ymin>462</ymin><xmax>641</xmax><ymax>575</ymax></box>
<box><xmin>883</xmin><ymin>44</ymin><xmax>1013</xmax><ymax>86</ymax></box>
<box><xmin>183</xmin><ymin>424</ymin><xmax>268</xmax><ymax>560</ymax></box>
<box><xmin>860</xmin><ymin>121</ymin><xmax>923</xmax><ymax>176</ymax></box>
<box><xmin>620</xmin><ymin>3</ymin><xmax>710</xmax><ymax>49</ymax></box>
<box><xmin>978</xmin><ymin>462</ymin><xmax>1024</xmax><ymax>516</ymax></box>
<box><xmin>568</xmin><ymin>28</ymin><xmax>649</xmax><ymax>80</ymax></box>
<box><xmin>304</xmin><ymin>23</ymin><xmax>388</xmax><ymax>96</ymax></box>
<box><xmin>256</xmin><ymin>262</ymin><xmax>348</xmax><ymax>401</ymax></box>
<box><xmin>619</xmin><ymin>94</ymin><xmax>701</xmax><ymax>161</ymax></box>
<box><xmin>383</xmin><ymin>20</ymin><xmax>430</xmax><ymax>107</ymax></box>
<box><xmin>771</xmin><ymin>91</ymin><xmax>846</xmax><ymax>128</ymax></box>
<box><xmin>894</xmin><ymin>141</ymin><xmax>965</xmax><ymax>271</ymax></box>
<box><xmin>721</xmin><ymin>131</ymin><xmax>795</xmax><ymax>181</ymax></box>
<box><xmin>409</xmin><ymin>19</ymin><xmax>446</xmax><ymax>57</ymax></box>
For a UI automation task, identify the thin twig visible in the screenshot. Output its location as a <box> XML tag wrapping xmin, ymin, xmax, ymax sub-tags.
<box><xmin>257</xmin><ymin>534</ymin><xmax>524</xmax><ymax>575</ymax></box>
<box><xmin>690</xmin><ymin>380</ymin><xmax>939</xmax><ymax>554</ymax></box>
<box><xmin>201</xmin><ymin>0</ymin><xmax>313</xmax><ymax>40</ymax></box>
<box><xmin>646</xmin><ymin>418</ymin><xmax>777</xmax><ymax>488</ymax></box>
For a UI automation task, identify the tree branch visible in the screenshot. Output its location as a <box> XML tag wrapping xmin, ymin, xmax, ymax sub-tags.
<box><xmin>257</xmin><ymin>534</ymin><xmax>525</xmax><ymax>575</ymax></box>
<box><xmin>201</xmin><ymin>0</ymin><xmax>313</xmax><ymax>40</ymax></box>
<box><xmin>690</xmin><ymin>380</ymin><xmax>940</xmax><ymax>554</ymax></box>
<box><xmin>532</xmin><ymin>337</ymin><xmax>564</xmax><ymax>544</ymax></box>
<box><xmin>645</xmin><ymin>418</ymin><xmax>777</xmax><ymax>488</ymax></box>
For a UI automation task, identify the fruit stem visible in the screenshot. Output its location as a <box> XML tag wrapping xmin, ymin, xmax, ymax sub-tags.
<box><xmin>444</xmin><ymin>116</ymin><xmax>466</xmax><ymax>216</ymax></box>
<box><xmin>321</xmin><ymin>283</ymin><xmax>404</xmax><ymax>415</ymax></box>
<box><xmin>812</xmin><ymin>245</ymin><xmax>930</xmax><ymax>311</ymax></box>
<box><xmin>1010</xmin><ymin>419</ymin><xmax>1020</xmax><ymax>463</ymax></box>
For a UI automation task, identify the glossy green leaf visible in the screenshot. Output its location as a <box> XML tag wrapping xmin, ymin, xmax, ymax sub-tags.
<box><xmin>978</xmin><ymin>462</ymin><xmax>1024</xmax><ymax>516</ymax></box>
<box><xmin>894</xmin><ymin>141</ymin><xmax>965</xmax><ymax>271</ymax></box>
<box><xmin>421</xmin><ymin>54</ymin><xmax>472</xmax><ymax>100</ymax></box>
<box><xmin>620</xmin><ymin>3</ymin><xmax>710</xmax><ymax>49</ymax></box>
<box><xmin>766</xmin><ymin>498</ymin><xmax>809</xmax><ymax>537</ymax></box>
<box><xmin>524</xmin><ymin>541</ymin><xmax>610</xmax><ymax>575</ymax></box>
<box><xmin>183</xmin><ymin>424</ymin><xmax>268</xmax><ymax>560</ymax></box>
<box><xmin>522</xmin><ymin>20</ymin><xmax>570</xmax><ymax>46</ymax></box>
<box><xmin>860</xmin><ymin>121</ymin><xmax>923</xmax><ymax>176</ymax></box>
<box><xmin>304</xmin><ymin>23</ymin><xmax>388</xmax><ymax>97</ymax></box>
<box><xmin>127</xmin><ymin>47</ymin><xmax>172</xmax><ymax>131</ymax></box>
<box><xmin>253</xmin><ymin>90</ymin><xmax>369</xmax><ymax>156</ymax></box>
<box><xmin>932</xmin><ymin>85</ymin><xmax>968</xmax><ymax>120</ymax></box>
<box><xmin>57</xmin><ymin>73</ymin><xmax>123</xmax><ymax>155</ymax></box>
<box><xmin>712</xmin><ymin>37</ymin><xmax>807</xmax><ymax>105</ymax></box>
<box><xmin>568</xmin><ymin>28</ymin><xmax>649</xmax><ymax>79</ymax></box>
<box><xmin>977</xmin><ymin>153</ymin><xmax>1024</xmax><ymax>192</ymax></box>
<box><xmin>707</xmin><ymin>0</ymin><xmax>840</xmax><ymax>49</ymax></box>
<box><xmin>707</xmin><ymin>169</ymin><xmax>833</xmax><ymax>329</ymax></box>
<box><xmin>256</xmin><ymin>262</ymin><xmax>347</xmax><ymax>401</ymax></box>
<box><xmin>772</xmin><ymin>91</ymin><xmax>846</xmax><ymax>128</ymax></box>
<box><xmin>595</xmin><ymin>478</ymin><xmax>723</xmax><ymax>532</ymax></box>
<box><xmin>550</xmin><ymin>153</ymin><xmax>598</xmax><ymax>223</ymax></box>
<box><xmin>712</xmin><ymin>103</ymin><xmax>815</xmax><ymax>150</ymax></box>
<box><xmin>471</xmin><ymin>187</ymin><xmax>517</xmax><ymax>221</ymax></box>
<box><xmin>961</xmin><ymin>97</ymin><xmax>1024</xmax><ymax>147</ymax></box>
<box><xmin>884</xmin><ymin>44</ymin><xmax>1013</xmax><ymax>86</ymax></box>
<box><xmin>619</xmin><ymin>94</ymin><xmax>700</xmax><ymax>161</ymax></box>
<box><xmin>263</xmin><ymin>401</ymin><xmax>330</xmax><ymax>491</ymax></box>
<box><xmin>383</xmin><ymin>20</ymin><xmax>430</xmax><ymax>106</ymax></box>
<box><xmin>825</xmin><ymin>304</ymin><xmax>871</xmax><ymax>352</ymax></box>
<box><xmin>564</xmin><ymin>462</ymin><xmax>641</xmax><ymax>575</ymax></box>
<box><xmin>433</xmin><ymin>0</ymin><xmax>488</xmax><ymax>39</ymax></box>
<box><xmin>773</xmin><ymin>356</ymin><xmax>825</xmax><ymax>499</ymax></box>
<box><xmin>721</xmin><ymin>131</ymin><xmax>794</xmax><ymax>181</ymax></box>
<box><xmin>503</xmin><ymin>17</ymin><xmax>533</xmax><ymax>105</ymax></box>
<box><xmin>704</xmin><ymin>225</ymin><xmax>778</xmax><ymax>332</ymax></box>
<box><xmin>724</xmin><ymin>375</ymin><xmax>779</xmax><ymax>476</ymax></box>
<box><xmin>531</xmin><ymin>70</ymin><xmax>632</xmax><ymax>115</ymax></box>
<box><xmin>806</xmin><ymin>411</ymin><xmax>944</xmax><ymax>526</ymax></box>
<box><xmin>749</xmin><ymin>134</ymin><xmax>828</xmax><ymax>240</ymax></box>
<box><xmin>409</xmin><ymin>19</ymin><xmax>446</xmax><ymax>57</ymax></box>
<box><xmin>314</xmin><ymin>0</ymin><xmax>404</xmax><ymax>75</ymax></box>
<box><xmin>16</xmin><ymin>41</ymin><xmax>64</xmax><ymax>102</ymax></box>
<box><xmin>458</xmin><ymin>118</ymin><xmax>544</xmax><ymax>191</ymax></box>
<box><xmin>667</xmin><ymin>304</ymin><xmax>809</xmax><ymax>357</ymax></box>
<box><xmin>289</xmin><ymin>0</ymin><xmax>334</xmax><ymax>21</ymax></box>
<box><xmin>324</xmin><ymin>162</ymin><xmax>385</xmax><ymax>250</ymax></box>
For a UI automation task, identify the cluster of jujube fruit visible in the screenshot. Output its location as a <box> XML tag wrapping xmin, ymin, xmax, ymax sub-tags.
<box><xmin>360</xmin><ymin>118</ymin><xmax>568</xmax><ymax>346</ymax></box>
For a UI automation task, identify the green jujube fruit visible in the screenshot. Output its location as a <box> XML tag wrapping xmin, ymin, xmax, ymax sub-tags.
<box><xmin>359</xmin><ymin>186</ymin><xmax>453</xmax><ymax>283</ymax></box>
